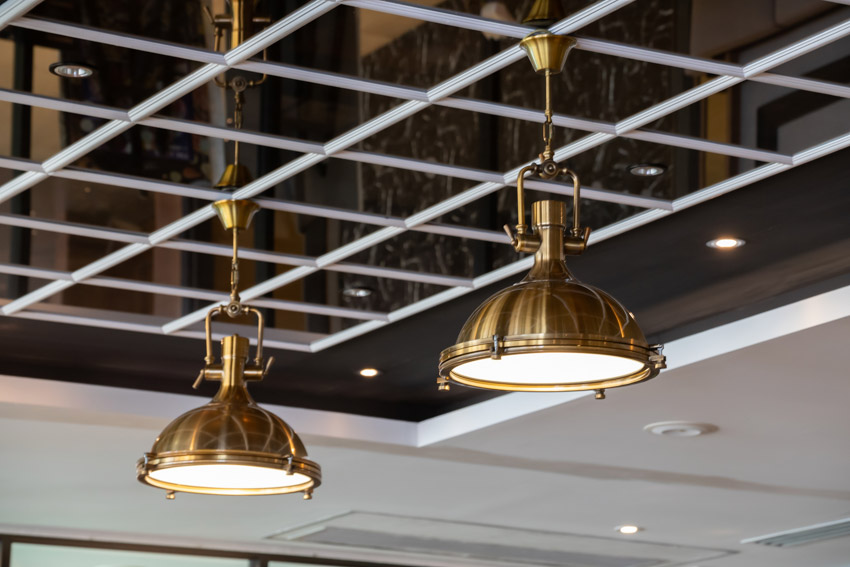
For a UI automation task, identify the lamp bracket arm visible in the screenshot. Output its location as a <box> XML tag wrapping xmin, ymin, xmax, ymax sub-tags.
<box><xmin>199</xmin><ymin>303</ymin><xmax>268</xmax><ymax>383</ymax></box>
<box><xmin>558</xmin><ymin>167</ymin><xmax>591</xmax><ymax>255</ymax></box>
<box><xmin>509</xmin><ymin>164</ymin><xmax>542</xmax><ymax>253</ymax></box>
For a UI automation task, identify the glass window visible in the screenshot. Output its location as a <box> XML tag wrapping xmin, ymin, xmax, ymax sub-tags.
<box><xmin>10</xmin><ymin>543</ymin><xmax>248</xmax><ymax>567</ymax></box>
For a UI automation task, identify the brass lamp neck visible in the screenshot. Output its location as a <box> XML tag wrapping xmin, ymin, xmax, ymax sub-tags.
<box><xmin>526</xmin><ymin>201</ymin><xmax>572</xmax><ymax>281</ymax></box>
<box><xmin>212</xmin><ymin>335</ymin><xmax>255</xmax><ymax>403</ymax></box>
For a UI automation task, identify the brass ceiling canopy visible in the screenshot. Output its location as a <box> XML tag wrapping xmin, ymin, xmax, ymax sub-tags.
<box><xmin>137</xmin><ymin>199</ymin><xmax>321</xmax><ymax>498</ymax></box>
<box><xmin>437</xmin><ymin>17</ymin><xmax>665</xmax><ymax>396</ymax></box>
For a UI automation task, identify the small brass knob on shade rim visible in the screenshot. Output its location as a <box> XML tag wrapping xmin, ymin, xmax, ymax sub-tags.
<box><xmin>212</xmin><ymin>199</ymin><xmax>260</xmax><ymax>232</ymax></box>
<box><xmin>519</xmin><ymin>32</ymin><xmax>576</xmax><ymax>75</ymax></box>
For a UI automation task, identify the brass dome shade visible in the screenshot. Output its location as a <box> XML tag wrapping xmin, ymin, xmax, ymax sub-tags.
<box><xmin>137</xmin><ymin>334</ymin><xmax>321</xmax><ymax>496</ymax></box>
<box><xmin>137</xmin><ymin>200</ymin><xmax>321</xmax><ymax>497</ymax></box>
<box><xmin>439</xmin><ymin>200</ymin><xmax>665</xmax><ymax>393</ymax></box>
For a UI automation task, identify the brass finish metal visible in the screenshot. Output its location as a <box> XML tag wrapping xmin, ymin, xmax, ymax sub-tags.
<box><xmin>522</xmin><ymin>0</ymin><xmax>566</xmax><ymax>27</ymax></box>
<box><xmin>438</xmin><ymin>205</ymin><xmax>666</xmax><ymax>391</ymax></box>
<box><xmin>138</xmin><ymin>201</ymin><xmax>321</xmax><ymax>497</ymax></box>
<box><xmin>206</xmin><ymin>0</ymin><xmax>270</xmax><ymax>189</ymax></box>
<box><xmin>137</xmin><ymin>327</ymin><xmax>321</xmax><ymax>496</ymax></box>
<box><xmin>214</xmin><ymin>163</ymin><xmax>254</xmax><ymax>189</ymax></box>
<box><xmin>212</xmin><ymin>199</ymin><xmax>260</xmax><ymax>232</ymax></box>
<box><xmin>438</xmin><ymin>18</ymin><xmax>666</xmax><ymax>393</ymax></box>
<box><xmin>519</xmin><ymin>32</ymin><xmax>575</xmax><ymax>75</ymax></box>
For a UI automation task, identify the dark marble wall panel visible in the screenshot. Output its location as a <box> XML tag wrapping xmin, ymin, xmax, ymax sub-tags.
<box><xmin>341</xmin><ymin>0</ymin><xmax>685</xmax><ymax>315</ymax></box>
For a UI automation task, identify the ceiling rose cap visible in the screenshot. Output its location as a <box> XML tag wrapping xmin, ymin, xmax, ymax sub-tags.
<box><xmin>520</xmin><ymin>32</ymin><xmax>576</xmax><ymax>75</ymax></box>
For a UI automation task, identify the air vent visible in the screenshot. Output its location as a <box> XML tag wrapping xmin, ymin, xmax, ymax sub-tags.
<box><xmin>268</xmin><ymin>512</ymin><xmax>730</xmax><ymax>567</ymax></box>
<box><xmin>742</xmin><ymin>518</ymin><xmax>850</xmax><ymax>548</ymax></box>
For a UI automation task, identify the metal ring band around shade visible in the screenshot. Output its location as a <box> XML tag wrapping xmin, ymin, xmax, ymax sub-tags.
<box><xmin>439</xmin><ymin>335</ymin><xmax>663</xmax><ymax>392</ymax></box>
<box><xmin>137</xmin><ymin>450</ymin><xmax>322</xmax><ymax>496</ymax></box>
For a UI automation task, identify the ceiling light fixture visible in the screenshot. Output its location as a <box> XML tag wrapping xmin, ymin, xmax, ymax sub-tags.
<box><xmin>359</xmin><ymin>368</ymin><xmax>380</xmax><ymax>378</ymax></box>
<box><xmin>627</xmin><ymin>163</ymin><xmax>666</xmax><ymax>177</ymax></box>
<box><xmin>137</xmin><ymin>199</ymin><xmax>321</xmax><ymax>498</ymax></box>
<box><xmin>343</xmin><ymin>286</ymin><xmax>374</xmax><ymax>298</ymax></box>
<box><xmin>617</xmin><ymin>525</ymin><xmax>641</xmax><ymax>535</ymax></box>
<box><xmin>644</xmin><ymin>421</ymin><xmax>718</xmax><ymax>437</ymax></box>
<box><xmin>706</xmin><ymin>237</ymin><xmax>745</xmax><ymax>249</ymax></box>
<box><xmin>437</xmin><ymin>0</ymin><xmax>665</xmax><ymax>396</ymax></box>
<box><xmin>48</xmin><ymin>62</ymin><xmax>94</xmax><ymax>78</ymax></box>
<box><xmin>137</xmin><ymin>0</ymin><xmax>319</xmax><ymax>499</ymax></box>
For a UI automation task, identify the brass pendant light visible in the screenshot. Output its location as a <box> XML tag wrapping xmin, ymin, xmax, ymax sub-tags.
<box><xmin>437</xmin><ymin>7</ymin><xmax>666</xmax><ymax>396</ymax></box>
<box><xmin>137</xmin><ymin>1</ymin><xmax>320</xmax><ymax>497</ymax></box>
<box><xmin>137</xmin><ymin>199</ymin><xmax>321</xmax><ymax>497</ymax></box>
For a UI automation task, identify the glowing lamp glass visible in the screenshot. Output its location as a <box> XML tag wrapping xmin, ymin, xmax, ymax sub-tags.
<box><xmin>149</xmin><ymin>464</ymin><xmax>312</xmax><ymax>490</ymax></box>
<box><xmin>452</xmin><ymin>353</ymin><xmax>645</xmax><ymax>385</ymax></box>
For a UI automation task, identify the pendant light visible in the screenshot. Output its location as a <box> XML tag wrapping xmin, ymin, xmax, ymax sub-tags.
<box><xmin>437</xmin><ymin>2</ymin><xmax>666</xmax><ymax>396</ymax></box>
<box><xmin>137</xmin><ymin>1</ymin><xmax>319</xmax><ymax>498</ymax></box>
<box><xmin>137</xmin><ymin>199</ymin><xmax>321</xmax><ymax>497</ymax></box>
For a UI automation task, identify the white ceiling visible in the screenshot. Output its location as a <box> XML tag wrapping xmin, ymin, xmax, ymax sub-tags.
<box><xmin>0</xmin><ymin>292</ymin><xmax>848</xmax><ymax>567</ymax></box>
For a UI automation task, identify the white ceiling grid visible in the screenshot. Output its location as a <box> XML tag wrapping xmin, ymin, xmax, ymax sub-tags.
<box><xmin>0</xmin><ymin>0</ymin><xmax>847</xmax><ymax>352</ymax></box>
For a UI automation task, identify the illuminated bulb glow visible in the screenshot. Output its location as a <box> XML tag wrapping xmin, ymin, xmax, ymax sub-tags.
<box><xmin>706</xmin><ymin>237</ymin><xmax>745</xmax><ymax>249</ymax></box>
<box><xmin>359</xmin><ymin>368</ymin><xmax>380</xmax><ymax>378</ymax></box>
<box><xmin>149</xmin><ymin>464</ymin><xmax>311</xmax><ymax>490</ymax></box>
<box><xmin>452</xmin><ymin>353</ymin><xmax>644</xmax><ymax>384</ymax></box>
<box><xmin>618</xmin><ymin>525</ymin><xmax>641</xmax><ymax>535</ymax></box>
<box><xmin>628</xmin><ymin>164</ymin><xmax>665</xmax><ymax>177</ymax></box>
<box><xmin>49</xmin><ymin>63</ymin><xmax>94</xmax><ymax>78</ymax></box>
<box><xmin>343</xmin><ymin>287</ymin><xmax>372</xmax><ymax>298</ymax></box>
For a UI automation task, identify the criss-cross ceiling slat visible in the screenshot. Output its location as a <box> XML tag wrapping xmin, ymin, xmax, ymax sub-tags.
<box><xmin>0</xmin><ymin>0</ymin><xmax>847</xmax><ymax>356</ymax></box>
<box><xmin>0</xmin><ymin>213</ymin><xmax>476</xmax><ymax>288</ymax></box>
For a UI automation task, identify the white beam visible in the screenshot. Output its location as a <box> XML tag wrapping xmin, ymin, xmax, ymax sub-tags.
<box><xmin>0</xmin><ymin>0</ymin><xmax>42</xmax><ymax>31</ymax></box>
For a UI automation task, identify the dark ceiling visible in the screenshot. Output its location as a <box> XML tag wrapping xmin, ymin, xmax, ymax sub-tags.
<box><xmin>2</xmin><ymin>146</ymin><xmax>847</xmax><ymax>421</ymax></box>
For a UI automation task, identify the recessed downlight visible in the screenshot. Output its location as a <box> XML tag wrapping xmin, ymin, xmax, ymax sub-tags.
<box><xmin>706</xmin><ymin>237</ymin><xmax>745</xmax><ymax>249</ymax></box>
<box><xmin>617</xmin><ymin>525</ymin><xmax>641</xmax><ymax>535</ymax></box>
<box><xmin>644</xmin><ymin>421</ymin><xmax>718</xmax><ymax>437</ymax></box>
<box><xmin>359</xmin><ymin>368</ymin><xmax>380</xmax><ymax>378</ymax></box>
<box><xmin>627</xmin><ymin>163</ymin><xmax>666</xmax><ymax>177</ymax></box>
<box><xmin>343</xmin><ymin>286</ymin><xmax>373</xmax><ymax>298</ymax></box>
<box><xmin>49</xmin><ymin>62</ymin><xmax>95</xmax><ymax>78</ymax></box>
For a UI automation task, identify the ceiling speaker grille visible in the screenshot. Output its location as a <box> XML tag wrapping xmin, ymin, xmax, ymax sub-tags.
<box><xmin>742</xmin><ymin>518</ymin><xmax>850</xmax><ymax>548</ymax></box>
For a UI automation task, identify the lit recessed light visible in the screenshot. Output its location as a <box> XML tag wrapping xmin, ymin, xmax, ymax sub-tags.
<box><xmin>359</xmin><ymin>368</ymin><xmax>380</xmax><ymax>378</ymax></box>
<box><xmin>627</xmin><ymin>163</ymin><xmax>666</xmax><ymax>177</ymax></box>
<box><xmin>343</xmin><ymin>286</ymin><xmax>373</xmax><ymax>298</ymax></box>
<box><xmin>49</xmin><ymin>62</ymin><xmax>95</xmax><ymax>78</ymax></box>
<box><xmin>617</xmin><ymin>525</ymin><xmax>641</xmax><ymax>535</ymax></box>
<box><xmin>644</xmin><ymin>421</ymin><xmax>718</xmax><ymax>437</ymax></box>
<box><xmin>706</xmin><ymin>237</ymin><xmax>745</xmax><ymax>249</ymax></box>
